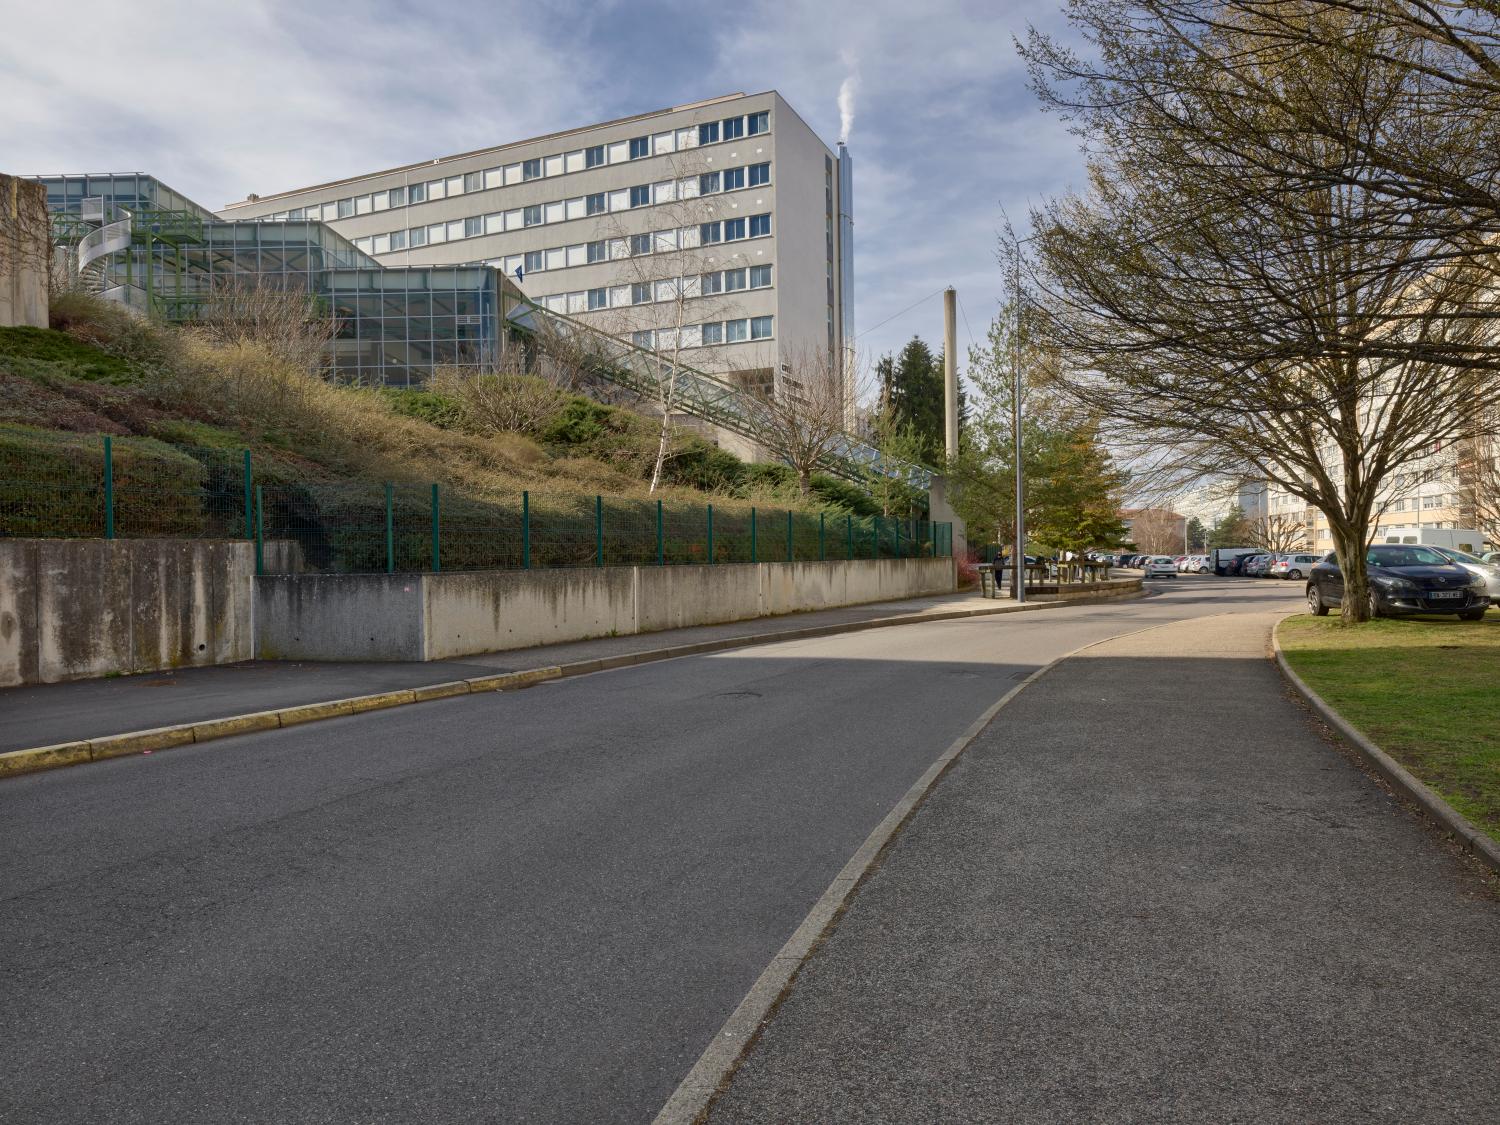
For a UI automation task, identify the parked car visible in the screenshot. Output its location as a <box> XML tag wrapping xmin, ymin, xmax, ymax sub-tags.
<box><xmin>1306</xmin><ymin>545</ymin><xmax>1490</xmax><ymax>620</ymax></box>
<box><xmin>1269</xmin><ymin>553</ymin><xmax>1322</xmax><ymax>581</ymax></box>
<box><xmin>1211</xmin><ymin>547</ymin><xmax>1259</xmax><ymax>575</ymax></box>
<box><xmin>1429</xmin><ymin>546</ymin><xmax>1500</xmax><ymax>603</ymax></box>
<box><xmin>1482</xmin><ymin>551</ymin><xmax>1500</xmax><ymax>566</ymax></box>
<box><xmin>1144</xmin><ymin>555</ymin><xmax>1179</xmax><ymax>579</ymax></box>
<box><xmin>1242</xmin><ymin>553</ymin><xmax>1275</xmax><ymax>577</ymax></box>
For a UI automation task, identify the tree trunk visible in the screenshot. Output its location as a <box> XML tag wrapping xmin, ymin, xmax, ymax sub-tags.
<box><xmin>798</xmin><ymin>467</ymin><xmax>812</xmax><ymax>496</ymax></box>
<box><xmin>1331</xmin><ymin>522</ymin><xmax>1371</xmax><ymax>624</ymax></box>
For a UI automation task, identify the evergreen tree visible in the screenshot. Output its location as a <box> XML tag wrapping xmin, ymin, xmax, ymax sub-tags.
<box><xmin>875</xmin><ymin>336</ymin><xmax>964</xmax><ymax>466</ymax></box>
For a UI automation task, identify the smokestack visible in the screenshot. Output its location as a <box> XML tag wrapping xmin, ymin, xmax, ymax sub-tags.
<box><xmin>944</xmin><ymin>287</ymin><xmax>958</xmax><ymax>463</ymax></box>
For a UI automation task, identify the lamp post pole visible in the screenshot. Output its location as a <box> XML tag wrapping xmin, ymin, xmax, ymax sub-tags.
<box><xmin>1011</xmin><ymin>232</ymin><xmax>1036</xmax><ymax>603</ymax></box>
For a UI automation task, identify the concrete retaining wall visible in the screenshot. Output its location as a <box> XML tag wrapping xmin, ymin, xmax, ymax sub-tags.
<box><xmin>0</xmin><ymin>539</ymin><xmax>255</xmax><ymax>686</ymax></box>
<box><xmin>255</xmin><ymin>557</ymin><xmax>956</xmax><ymax>662</ymax></box>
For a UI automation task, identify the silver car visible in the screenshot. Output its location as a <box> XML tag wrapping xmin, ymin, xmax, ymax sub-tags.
<box><xmin>1432</xmin><ymin>546</ymin><xmax>1500</xmax><ymax>603</ymax></box>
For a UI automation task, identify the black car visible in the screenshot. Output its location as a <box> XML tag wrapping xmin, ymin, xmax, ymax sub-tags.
<box><xmin>1306</xmin><ymin>545</ymin><xmax>1490</xmax><ymax>620</ymax></box>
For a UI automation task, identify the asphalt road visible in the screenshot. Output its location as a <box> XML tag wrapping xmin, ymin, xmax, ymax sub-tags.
<box><xmin>1</xmin><ymin>577</ymin><xmax>1299</xmax><ymax>1124</ymax></box>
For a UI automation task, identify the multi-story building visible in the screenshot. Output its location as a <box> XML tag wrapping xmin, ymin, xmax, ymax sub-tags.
<box><xmin>218</xmin><ymin>92</ymin><xmax>854</xmax><ymax>399</ymax></box>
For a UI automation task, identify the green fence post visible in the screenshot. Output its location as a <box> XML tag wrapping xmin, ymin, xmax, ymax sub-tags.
<box><xmin>656</xmin><ymin>499</ymin><xmax>665</xmax><ymax>565</ymax></box>
<box><xmin>430</xmin><ymin>483</ymin><xmax>441</xmax><ymax>573</ymax></box>
<box><xmin>102</xmin><ymin>435</ymin><xmax>115</xmax><ymax>540</ymax></box>
<box><xmin>242</xmin><ymin>450</ymin><xmax>253</xmax><ymax>540</ymax></box>
<box><xmin>846</xmin><ymin>514</ymin><xmax>853</xmax><ymax>560</ymax></box>
<box><xmin>751</xmin><ymin>507</ymin><xmax>757</xmax><ymax>563</ymax></box>
<box><xmin>819</xmin><ymin>512</ymin><xmax>825</xmax><ymax>561</ymax></box>
<box><xmin>384</xmin><ymin>482</ymin><xmax>395</xmax><ymax>574</ymax></box>
<box><xmin>785</xmin><ymin>510</ymin><xmax>793</xmax><ymax>563</ymax></box>
<box><xmin>254</xmin><ymin>485</ymin><xmax>264</xmax><ymax>575</ymax></box>
<box><xmin>707</xmin><ymin>504</ymin><xmax>714</xmax><ymax>564</ymax></box>
<box><xmin>522</xmin><ymin>490</ymin><xmax>531</xmax><ymax>569</ymax></box>
<box><xmin>595</xmin><ymin>494</ymin><xmax>603</xmax><ymax>567</ymax></box>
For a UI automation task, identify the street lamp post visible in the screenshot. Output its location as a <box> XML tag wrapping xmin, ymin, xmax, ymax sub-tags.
<box><xmin>1011</xmin><ymin>232</ymin><xmax>1036</xmax><ymax>603</ymax></box>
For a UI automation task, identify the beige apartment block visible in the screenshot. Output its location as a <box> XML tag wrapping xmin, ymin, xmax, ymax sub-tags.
<box><xmin>220</xmin><ymin>92</ymin><xmax>853</xmax><ymax>407</ymax></box>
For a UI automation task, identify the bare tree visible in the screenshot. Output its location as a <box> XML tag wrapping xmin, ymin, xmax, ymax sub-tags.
<box><xmin>751</xmin><ymin>344</ymin><xmax>863</xmax><ymax>496</ymax></box>
<box><xmin>1126</xmin><ymin>508</ymin><xmax>1184</xmax><ymax>554</ymax></box>
<box><xmin>1025</xmin><ymin>2</ymin><xmax>1500</xmax><ymax>621</ymax></box>
<box><xmin>580</xmin><ymin>149</ymin><xmax>748</xmax><ymax>492</ymax></box>
<box><xmin>1251</xmin><ymin>512</ymin><xmax>1311</xmax><ymax>553</ymax></box>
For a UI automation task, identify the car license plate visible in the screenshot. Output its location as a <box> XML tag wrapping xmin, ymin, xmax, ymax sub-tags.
<box><xmin>1429</xmin><ymin>590</ymin><xmax>1462</xmax><ymax>599</ymax></box>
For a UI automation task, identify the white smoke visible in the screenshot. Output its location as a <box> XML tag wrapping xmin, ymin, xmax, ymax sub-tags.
<box><xmin>837</xmin><ymin>68</ymin><xmax>859</xmax><ymax>143</ymax></box>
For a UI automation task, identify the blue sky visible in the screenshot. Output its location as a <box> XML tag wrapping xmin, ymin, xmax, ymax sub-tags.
<box><xmin>0</xmin><ymin>0</ymin><xmax>1086</xmax><ymax>375</ymax></box>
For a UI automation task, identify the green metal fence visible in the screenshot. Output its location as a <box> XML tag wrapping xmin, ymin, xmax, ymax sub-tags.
<box><xmin>0</xmin><ymin>429</ymin><xmax>954</xmax><ymax>574</ymax></box>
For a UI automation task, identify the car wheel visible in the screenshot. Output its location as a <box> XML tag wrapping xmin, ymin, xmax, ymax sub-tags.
<box><xmin>1307</xmin><ymin>585</ymin><xmax>1328</xmax><ymax>616</ymax></box>
<box><xmin>1460</xmin><ymin>608</ymin><xmax>1487</xmax><ymax>621</ymax></box>
<box><xmin>1288</xmin><ymin>569</ymin><xmax>1303</xmax><ymax>580</ymax></box>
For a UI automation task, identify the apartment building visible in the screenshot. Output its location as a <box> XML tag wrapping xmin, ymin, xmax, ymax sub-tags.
<box><xmin>220</xmin><ymin>92</ymin><xmax>853</xmax><ymax>398</ymax></box>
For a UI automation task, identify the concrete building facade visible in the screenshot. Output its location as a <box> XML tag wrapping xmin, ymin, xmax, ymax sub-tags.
<box><xmin>219</xmin><ymin>92</ymin><xmax>853</xmax><ymax>398</ymax></box>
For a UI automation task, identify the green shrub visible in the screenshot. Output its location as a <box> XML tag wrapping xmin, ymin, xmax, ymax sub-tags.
<box><xmin>663</xmin><ymin>438</ymin><xmax>747</xmax><ymax>492</ymax></box>
<box><xmin>0</xmin><ymin>325</ymin><xmax>140</xmax><ymax>384</ymax></box>
<box><xmin>380</xmin><ymin>388</ymin><xmax>466</xmax><ymax>430</ymax></box>
<box><xmin>809</xmin><ymin>473</ymin><xmax>880</xmax><ymax>517</ymax></box>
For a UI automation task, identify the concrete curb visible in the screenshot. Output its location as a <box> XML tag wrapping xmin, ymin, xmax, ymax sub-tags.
<box><xmin>0</xmin><ymin>584</ymin><xmax>1142</xmax><ymax>782</ymax></box>
<box><xmin>651</xmin><ymin>610</ymin><xmax>1195</xmax><ymax>1125</ymax></box>
<box><xmin>1272</xmin><ymin>619</ymin><xmax>1500</xmax><ymax>877</ymax></box>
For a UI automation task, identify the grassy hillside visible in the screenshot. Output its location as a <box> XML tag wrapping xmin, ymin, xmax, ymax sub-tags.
<box><xmin>0</xmin><ymin>297</ymin><xmax>879</xmax><ymax>559</ymax></box>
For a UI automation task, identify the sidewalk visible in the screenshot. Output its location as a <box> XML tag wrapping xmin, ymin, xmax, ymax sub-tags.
<box><xmin>0</xmin><ymin>588</ymin><xmax>1082</xmax><ymax>755</ymax></box>
<box><xmin>706</xmin><ymin>611</ymin><xmax>1500</xmax><ymax>1123</ymax></box>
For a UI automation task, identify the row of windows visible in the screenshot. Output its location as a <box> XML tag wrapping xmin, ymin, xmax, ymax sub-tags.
<box><xmin>629</xmin><ymin>316</ymin><xmax>775</xmax><ymax>351</ymax></box>
<box><xmin>1386</xmin><ymin>494</ymin><xmax>1462</xmax><ymax>511</ymax></box>
<box><xmin>348</xmin><ymin>168</ymin><xmax>771</xmax><ymax>257</ymax></box>
<box><xmin>532</xmin><ymin>264</ymin><xmax>773</xmax><ymax>315</ymax></box>
<box><xmin>253</xmin><ymin>113</ymin><xmax>772</xmax><ymax>224</ymax></box>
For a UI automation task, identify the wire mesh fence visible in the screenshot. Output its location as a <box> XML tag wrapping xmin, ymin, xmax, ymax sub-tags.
<box><xmin>0</xmin><ymin>428</ymin><xmax>954</xmax><ymax>574</ymax></box>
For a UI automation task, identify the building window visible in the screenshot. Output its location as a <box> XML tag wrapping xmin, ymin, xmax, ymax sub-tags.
<box><xmin>701</xmin><ymin>321</ymin><xmax>724</xmax><ymax>344</ymax></box>
<box><xmin>408</xmin><ymin>183</ymin><xmax>425</xmax><ymax>204</ymax></box>
<box><xmin>409</xmin><ymin>227</ymin><xmax>428</xmax><ymax>246</ymax></box>
<box><xmin>699</xmin><ymin>171</ymin><xmax>721</xmax><ymax>195</ymax></box>
<box><xmin>700</xmin><ymin>222</ymin><xmax>721</xmax><ymax>244</ymax></box>
<box><xmin>464</xmin><ymin>216</ymin><xmax>483</xmax><ymax>238</ymax></box>
<box><xmin>632</xmin><ymin>282</ymin><xmax>652</xmax><ymax>305</ymax></box>
<box><xmin>749</xmin><ymin>213</ymin><xmax>771</xmax><ymax>237</ymax></box>
<box><xmin>629</xmin><ymin>136</ymin><xmax>651</xmax><ymax>160</ymax></box>
<box><xmin>701</xmin><ymin>271</ymin><xmax>724</xmax><ymax>295</ymax></box>
<box><xmin>748</xmin><ymin>162</ymin><xmax>770</xmax><ymax>187</ymax></box>
<box><xmin>522</xmin><ymin>158</ymin><xmax>542</xmax><ymax>181</ymax></box>
<box><xmin>587</xmin><ymin>287</ymin><xmax>608</xmax><ymax>310</ymax></box>
<box><xmin>722</xmin><ymin>167</ymin><xmax>745</xmax><ymax>191</ymax></box>
<box><xmin>390</xmin><ymin>229</ymin><xmax>406</xmax><ymax>251</ymax></box>
<box><xmin>389</xmin><ymin>185</ymin><xmax>407</xmax><ymax>207</ymax></box>
<box><xmin>748</xmin><ymin>111</ymin><xmax>769</xmax><ymax>135</ymax></box>
<box><xmin>722</xmin><ymin>116</ymin><xmax>745</xmax><ymax>140</ymax></box>
<box><xmin>724</xmin><ymin>217</ymin><xmax>746</xmax><ymax>241</ymax></box>
<box><xmin>750</xmin><ymin>315</ymin><xmax>773</xmax><ymax>339</ymax></box>
<box><xmin>525</xmin><ymin>250</ymin><xmax>544</xmax><ymax>272</ymax></box>
<box><xmin>524</xmin><ymin>205</ymin><xmax>543</xmax><ymax>226</ymax></box>
<box><xmin>337</xmin><ymin>197</ymin><xmax>354</xmax><ymax>218</ymax></box>
<box><xmin>749</xmin><ymin>264</ymin><xmax>771</xmax><ymax>288</ymax></box>
<box><xmin>586</xmin><ymin>192</ymin><xmax>606</xmax><ymax>215</ymax></box>
<box><xmin>464</xmin><ymin>171</ymin><xmax>483</xmax><ymax>193</ymax></box>
<box><xmin>585</xmin><ymin>145</ymin><xmax>606</xmax><ymax>168</ymax></box>
<box><xmin>587</xmin><ymin>239</ymin><xmax>608</xmax><ymax>263</ymax></box>
<box><xmin>629</xmin><ymin>184</ymin><xmax>651</xmax><ymax>208</ymax></box>
<box><xmin>725</xmin><ymin>318</ymin><xmax>749</xmax><ymax>342</ymax></box>
<box><xmin>629</xmin><ymin>233</ymin><xmax>652</xmax><ymax>256</ymax></box>
<box><xmin>633</xmin><ymin>329</ymin><xmax>654</xmax><ymax>348</ymax></box>
<box><xmin>699</xmin><ymin>121</ymin><xmax>720</xmax><ymax>145</ymax></box>
<box><xmin>724</xmin><ymin>268</ymin><xmax>747</xmax><ymax>291</ymax></box>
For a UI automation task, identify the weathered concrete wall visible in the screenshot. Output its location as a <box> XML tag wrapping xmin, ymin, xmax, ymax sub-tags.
<box><xmin>0</xmin><ymin>539</ymin><xmax>255</xmax><ymax>686</ymax></box>
<box><xmin>254</xmin><ymin>557</ymin><xmax>956</xmax><ymax>663</ymax></box>
<box><xmin>0</xmin><ymin>174</ymin><xmax>49</xmax><ymax>329</ymax></box>
<box><xmin>256</xmin><ymin>573</ymin><xmax>426</xmax><ymax>662</ymax></box>
<box><xmin>424</xmin><ymin>567</ymin><xmax>638</xmax><ymax>660</ymax></box>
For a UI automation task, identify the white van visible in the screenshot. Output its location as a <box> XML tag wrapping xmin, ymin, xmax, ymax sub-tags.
<box><xmin>1381</xmin><ymin>528</ymin><xmax>1485</xmax><ymax>555</ymax></box>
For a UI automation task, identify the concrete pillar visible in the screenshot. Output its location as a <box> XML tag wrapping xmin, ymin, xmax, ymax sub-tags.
<box><xmin>943</xmin><ymin>287</ymin><xmax>958</xmax><ymax>463</ymax></box>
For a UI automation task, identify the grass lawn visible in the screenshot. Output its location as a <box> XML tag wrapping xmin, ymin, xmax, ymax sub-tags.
<box><xmin>1279</xmin><ymin>609</ymin><xmax>1500</xmax><ymax>846</ymax></box>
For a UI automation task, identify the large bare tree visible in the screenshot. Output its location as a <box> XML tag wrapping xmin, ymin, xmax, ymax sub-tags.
<box><xmin>1024</xmin><ymin>1</ymin><xmax>1500</xmax><ymax>620</ymax></box>
<box><xmin>751</xmin><ymin>344</ymin><xmax>863</xmax><ymax>495</ymax></box>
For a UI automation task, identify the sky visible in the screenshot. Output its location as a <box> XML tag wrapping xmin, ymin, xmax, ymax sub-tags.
<box><xmin>0</xmin><ymin>0</ymin><xmax>1088</xmax><ymax>384</ymax></box>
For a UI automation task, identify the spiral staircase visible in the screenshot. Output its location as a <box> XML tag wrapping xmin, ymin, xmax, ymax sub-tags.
<box><xmin>69</xmin><ymin>197</ymin><xmax>151</xmax><ymax>314</ymax></box>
